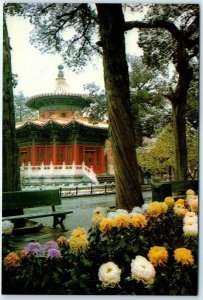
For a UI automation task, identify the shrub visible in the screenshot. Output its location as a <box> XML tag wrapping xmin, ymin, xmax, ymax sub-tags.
<box><xmin>2</xmin><ymin>195</ymin><xmax>198</xmax><ymax>295</ymax></box>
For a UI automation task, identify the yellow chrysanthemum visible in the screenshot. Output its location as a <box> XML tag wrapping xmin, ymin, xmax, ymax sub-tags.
<box><xmin>57</xmin><ymin>236</ymin><xmax>69</xmax><ymax>247</ymax></box>
<box><xmin>69</xmin><ymin>234</ymin><xmax>88</xmax><ymax>255</ymax></box>
<box><xmin>71</xmin><ymin>227</ymin><xmax>87</xmax><ymax>238</ymax></box>
<box><xmin>114</xmin><ymin>214</ymin><xmax>131</xmax><ymax>228</ymax></box>
<box><xmin>4</xmin><ymin>252</ymin><xmax>20</xmax><ymax>268</ymax></box>
<box><xmin>175</xmin><ymin>198</ymin><xmax>185</xmax><ymax>207</ymax></box>
<box><xmin>92</xmin><ymin>213</ymin><xmax>104</xmax><ymax>226</ymax></box>
<box><xmin>148</xmin><ymin>246</ymin><xmax>168</xmax><ymax>267</ymax></box>
<box><xmin>174</xmin><ymin>206</ymin><xmax>189</xmax><ymax>218</ymax></box>
<box><xmin>147</xmin><ymin>202</ymin><xmax>168</xmax><ymax>217</ymax></box>
<box><xmin>164</xmin><ymin>196</ymin><xmax>175</xmax><ymax>207</ymax></box>
<box><xmin>131</xmin><ymin>214</ymin><xmax>147</xmax><ymax>228</ymax></box>
<box><xmin>99</xmin><ymin>218</ymin><xmax>115</xmax><ymax>232</ymax></box>
<box><xmin>186</xmin><ymin>189</ymin><xmax>196</xmax><ymax>196</ymax></box>
<box><xmin>174</xmin><ymin>248</ymin><xmax>194</xmax><ymax>265</ymax></box>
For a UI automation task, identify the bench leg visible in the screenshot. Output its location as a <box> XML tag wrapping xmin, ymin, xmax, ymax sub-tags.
<box><xmin>53</xmin><ymin>214</ymin><xmax>66</xmax><ymax>231</ymax></box>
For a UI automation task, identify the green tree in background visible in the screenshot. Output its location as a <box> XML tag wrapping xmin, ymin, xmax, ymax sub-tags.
<box><xmin>14</xmin><ymin>91</ymin><xmax>35</xmax><ymax>122</ymax></box>
<box><xmin>137</xmin><ymin>123</ymin><xmax>198</xmax><ymax>180</ymax></box>
<box><xmin>125</xmin><ymin>4</ymin><xmax>199</xmax><ymax>180</ymax></box>
<box><xmin>82</xmin><ymin>83</ymin><xmax>107</xmax><ymax>121</ymax></box>
<box><xmin>129</xmin><ymin>56</ymin><xmax>171</xmax><ymax>147</ymax></box>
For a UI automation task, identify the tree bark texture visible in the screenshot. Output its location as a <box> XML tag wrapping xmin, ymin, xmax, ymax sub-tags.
<box><xmin>166</xmin><ymin>45</ymin><xmax>193</xmax><ymax>181</ymax></box>
<box><xmin>96</xmin><ymin>4</ymin><xmax>143</xmax><ymax>210</ymax></box>
<box><xmin>172</xmin><ymin>101</ymin><xmax>188</xmax><ymax>180</ymax></box>
<box><xmin>3</xmin><ymin>15</ymin><xmax>21</xmax><ymax>192</ymax></box>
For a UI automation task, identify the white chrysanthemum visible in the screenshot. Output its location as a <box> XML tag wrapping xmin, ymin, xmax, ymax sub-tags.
<box><xmin>130</xmin><ymin>206</ymin><xmax>143</xmax><ymax>216</ymax></box>
<box><xmin>184</xmin><ymin>212</ymin><xmax>198</xmax><ymax>225</ymax></box>
<box><xmin>129</xmin><ymin>212</ymin><xmax>138</xmax><ymax>217</ymax></box>
<box><xmin>141</xmin><ymin>203</ymin><xmax>149</xmax><ymax>213</ymax></box>
<box><xmin>187</xmin><ymin>196</ymin><xmax>198</xmax><ymax>212</ymax></box>
<box><xmin>2</xmin><ymin>220</ymin><xmax>14</xmax><ymax>235</ymax></box>
<box><xmin>93</xmin><ymin>207</ymin><xmax>106</xmax><ymax>216</ymax></box>
<box><xmin>98</xmin><ymin>262</ymin><xmax>121</xmax><ymax>288</ymax></box>
<box><xmin>184</xmin><ymin>215</ymin><xmax>198</xmax><ymax>225</ymax></box>
<box><xmin>184</xmin><ymin>212</ymin><xmax>196</xmax><ymax>218</ymax></box>
<box><xmin>131</xmin><ymin>256</ymin><xmax>156</xmax><ymax>285</ymax></box>
<box><xmin>115</xmin><ymin>209</ymin><xmax>128</xmax><ymax>216</ymax></box>
<box><xmin>183</xmin><ymin>223</ymin><xmax>198</xmax><ymax>237</ymax></box>
<box><xmin>107</xmin><ymin>212</ymin><xmax>117</xmax><ymax>219</ymax></box>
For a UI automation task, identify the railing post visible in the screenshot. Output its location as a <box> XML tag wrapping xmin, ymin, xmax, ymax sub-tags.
<box><xmin>50</xmin><ymin>161</ymin><xmax>53</xmax><ymax>175</ymax></box>
<box><xmin>62</xmin><ymin>161</ymin><xmax>66</xmax><ymax>175</ymax></box>
<box><xmin>105</xmin><ymin>184</ymin><xmax>107</xmax><ymax>193</ymax></box>
<box><xmin>28</xmin><ymin>161</ymin><xmax>32</xmax><ymax>176</ymax></box>
<box><xmin>76</xmin><ymin>186</ymin><xmax>78</xmax><ymax>196</ymax></box>
<box><xmin>41</xmin><ymin>162</ymin><xmax>44</xmax><ymax>175</ymax></box>
<box><xmin>72</xmin><ymin>161</ymin><xmax>76</xmax><ymax>175</ymax></box>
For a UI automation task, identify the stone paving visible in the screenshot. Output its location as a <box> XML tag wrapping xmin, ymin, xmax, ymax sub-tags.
<box><xmin>9</xmin><ymin>191</ymin><xmax>152</xmax><ymax>252</ymax></box>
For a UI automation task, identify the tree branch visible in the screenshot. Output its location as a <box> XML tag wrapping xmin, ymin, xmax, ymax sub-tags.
<box><xmin>124</xmin><ymin>20</ymin><xmax>191</xmax><ymax>49</ymax></box>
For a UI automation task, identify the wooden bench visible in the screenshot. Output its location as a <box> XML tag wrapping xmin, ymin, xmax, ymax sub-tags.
<box><xmin>151</xmin><ymin>180</ymin><xmax>198</xmax><ymax>201</ymax></box>
<box><xmin>171</xmin><ymin>180</ymin><xmax>198</xmax><ymax>195</ymax></box>
<box><xmin>2</xmin><ymin>189</ymin><xmax>73</xmax><ymax>231</ymax></box>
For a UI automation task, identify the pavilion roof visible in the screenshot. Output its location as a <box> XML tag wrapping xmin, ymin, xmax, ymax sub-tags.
<box><xmin>25</xmin><ymin>92</ymin><xmax>91</xmax><ymax>110</ymax></box>
<box><xmin>16</xmin><ymin>116</ymin><xmax>108</xmax><ymax>131</ymax></box>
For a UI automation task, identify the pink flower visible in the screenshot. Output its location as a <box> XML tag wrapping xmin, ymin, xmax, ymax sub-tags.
<box><xmin>47</xmin><ymin>248</ymin><xmax>62</xmax><ymax>259</ymax></box>
<box><xmin>44</xmin><ymin>240</ymin><xmax>59</xmax><ymax>251</ymax></box>
<box><xmin>26</xmin><ymin>242</ymin><xmax>42</xmax><ymax>256</ymax></box>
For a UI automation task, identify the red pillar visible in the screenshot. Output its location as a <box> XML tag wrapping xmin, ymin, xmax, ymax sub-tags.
<box><xmin>52</xmin><ymin>143</ymin><xmax>57</xmax><ymax>165</ymax></box>
<box><xmin>100</xmin><ymin>146</ymin><xmax>106</xmax><ymax>174</ymax></box>
<box><xmin>31</xmin><ymin>144</ymin><xmax>37</xmax><ymax>166</ymax></box>
<box><xmin>73</xmin><ymin>144</ymin><xmax>79</xmax><ymax>164</ymax></box>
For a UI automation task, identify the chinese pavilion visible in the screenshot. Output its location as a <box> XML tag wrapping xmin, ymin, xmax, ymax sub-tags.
<box><xmin>16</xmin><ymin>65</ymin><xmax>110</xmax><ymax>188</ymax></box>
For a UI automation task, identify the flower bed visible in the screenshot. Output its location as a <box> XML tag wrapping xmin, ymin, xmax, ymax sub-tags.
<box><xmin>2</xmin><ymin>190</ymin><xmax>198</xmax><ymax>295</ymax></box>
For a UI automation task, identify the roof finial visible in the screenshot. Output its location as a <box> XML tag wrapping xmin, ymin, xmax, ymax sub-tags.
<box><xmin>58</xmin><ymin>64</ymin><xmax>64</xmax><ymax>78</ymax></box>
<box><xmin>55</xmin><ymin>65</ymin><xmax>68</xmax><ymax>93</ymax></box>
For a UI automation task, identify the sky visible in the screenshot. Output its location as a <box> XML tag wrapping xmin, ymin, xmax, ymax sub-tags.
<box><xmin>6</xmin><ymin>6</ymin><xmax>145</xmax><ymax>98</ymax></box>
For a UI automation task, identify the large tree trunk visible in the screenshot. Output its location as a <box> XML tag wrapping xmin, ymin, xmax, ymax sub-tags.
<box><xmin>3</xmin><ymin>14</ymin><xmax>21</xmax><ymax>192</ymax></box>
<box><xmin>172</xmin><ymin>100</ymin><xmax>188</xmax><ymax>180</ymax></box>
<box><xmin>166</xmin><ymin>45</ymin><xmax>193</xmax><ymax>181</ymax></box>
<box><xmin>96</xmin><ymin>4</ymin><xmax>143</xmax><ymax>210</ymax></box>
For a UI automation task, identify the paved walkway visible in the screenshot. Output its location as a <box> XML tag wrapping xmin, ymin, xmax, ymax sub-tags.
<box><xmin>9</xmin><ymin>191</ymin><xmax>152</xmax><ymax>252</ymax></box>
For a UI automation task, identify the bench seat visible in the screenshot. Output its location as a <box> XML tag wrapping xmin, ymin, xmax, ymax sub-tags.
<box><xmin>2</xmin><ymin>210</ymin><xmax>73</xmax><ymax>221</ymax></box>
<box><xmin>2</xmin><ymin>189</ymin><xmax>73</xmax><ymax>231</ymax></box>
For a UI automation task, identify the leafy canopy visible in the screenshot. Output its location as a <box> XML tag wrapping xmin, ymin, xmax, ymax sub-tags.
<box><xmin>4</xmin><ymin>3</ymin><xmax>100</xmax><ymax>71</ymax></box>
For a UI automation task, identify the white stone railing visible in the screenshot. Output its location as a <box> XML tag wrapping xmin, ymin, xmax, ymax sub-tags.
<box><xmin>20</xmin><ymin>161</ymin><xmax>98</xmax><ymax>183</ymax></box>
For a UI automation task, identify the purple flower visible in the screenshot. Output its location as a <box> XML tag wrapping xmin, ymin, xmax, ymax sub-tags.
<box><xmin>44</xmin><ymin>240</ymin><xmax>59</xmax><ymax>251</ymax></box>
<box><xmin>47</xmin><ymin>248</ymin><xmax>62</xmax><ymax>259</ymax></box>
<box><xmin>26</xmin><ymin>242</ymin><xmax>42</xmax><ymax>256</ymax></box>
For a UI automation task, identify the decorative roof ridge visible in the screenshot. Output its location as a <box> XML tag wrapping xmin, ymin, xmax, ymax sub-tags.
<box><xmin>73</xmin><ymin>118</ymin><xmax>108</xmax><ymax>129</ymax></box>
<box><xmin>27</xmin><ymin>92</ymin><xmax>88</xmax><ymax>101</ymax></box>
<box><xmin>16</xmin><ymin>118</ymin><xmax>108</xmax><ymax>130</ymax></box>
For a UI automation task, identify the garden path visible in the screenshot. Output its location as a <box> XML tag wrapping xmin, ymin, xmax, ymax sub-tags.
<box><xmin>10</xmin><ymin>190</ymin><xmax>152</xmax><ymax>252</ymax></box>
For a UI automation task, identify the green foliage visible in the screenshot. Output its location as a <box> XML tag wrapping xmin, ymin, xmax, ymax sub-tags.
<box><xmin>137</xmin><ymin>4</ymin><xmax>199</xmax><ymax>130</ymax></box>
<box><xmin>138</xmin><ymin>4</ymin><xmax>199</xmax><ymax>70</ymax></box>
<box><xmin>14</xmin><ymin>91</ymin><xmax>35</xmax><ymax>122</ymax></box>
<box><xmin>129</xmin><ymin>56</ymin><xmax>171</xmax><ymax>138</ymax></box>
<box><xmin>137</xmin><ymin>123</ymin><xmax>198</xmax><ymax>175</ymax></box>
<box><xmin>82</xmin><ymin>83</ymin><xmax>107</xmax><ymax>121</ymax></box>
